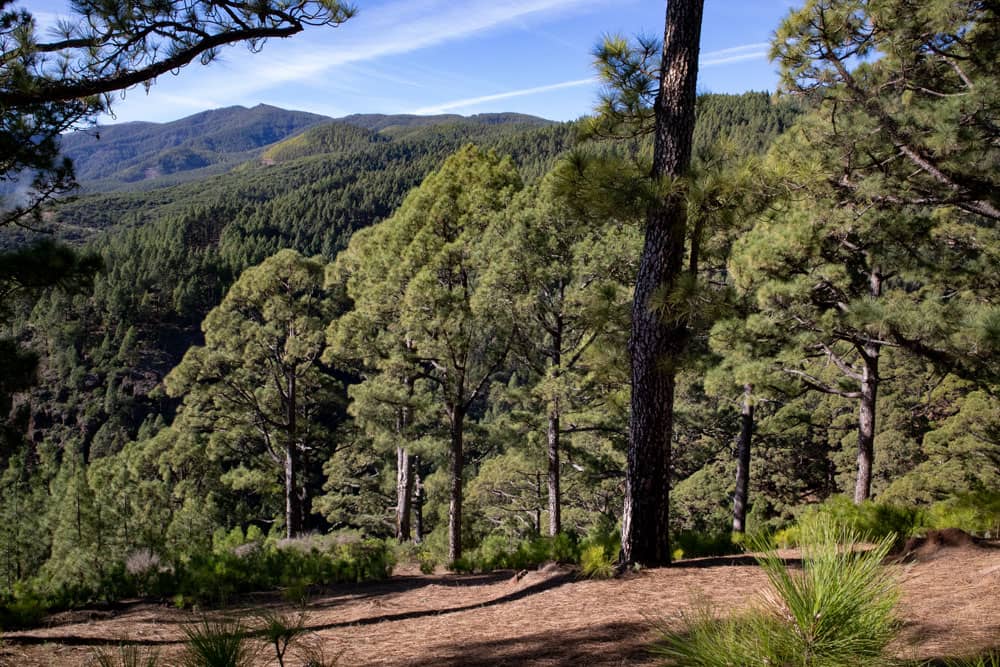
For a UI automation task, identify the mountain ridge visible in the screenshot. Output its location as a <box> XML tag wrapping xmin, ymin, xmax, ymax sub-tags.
<box><xmin>58</xmin><ymin>106</ymin><xmax>556</xmax><ymax>193</ymax></box>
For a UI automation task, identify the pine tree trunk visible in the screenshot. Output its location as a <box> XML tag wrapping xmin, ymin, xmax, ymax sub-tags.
<box><xmin>854</xmin><ymin>268</ymin><xmax>882</xmax><ymax>504</ymax></box>
<box><xmin>396</xmin><ymin>447</ymin><xmax>413</xmax><ymax>542</ymax></box>
<box><xmin>285</xmin><ymin>373</ymin><xmax>301</xmax><ymax>539</ymax></box>
<box><xmin>396</xmin><ymin>371</ymin><xmax>415</xmax><ymax>542</ymax></box>
<box><xmin>622</xmin><ymin>0</ymin><xmax>704</xmax><ymax>567</ymax></box>
<box><xmin>732</xmin><ymin>384</ymin><xmax>754</xmax><ymax>533</ymax></box>
<box><xmin>447</xmin><ymin>405</ymin><xmax>465</xmax><ymax>563</ymax></box>
<box><xmin>546</xmin><ymin>405</ymin><xmax>561</xmax><ymax>537</ymax></box>
<box><xmin>547</xmin><ymin>313</ymin><xmax>563</xmax><ymax>537</ymax></box>
<box><xmin>413</xmin><ymin>457</ymin><xmax>424</xmax><ymax>544</ymax></box>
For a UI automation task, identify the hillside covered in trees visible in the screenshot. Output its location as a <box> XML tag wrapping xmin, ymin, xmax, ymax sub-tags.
<box><xmin>0</xmin><ymin>0</ymin><xmax>998</xmax><ymax>663</ymax></box>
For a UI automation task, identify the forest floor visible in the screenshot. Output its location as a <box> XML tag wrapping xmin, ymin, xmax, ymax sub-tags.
<box><xmin>3</xmin><ymin>535</ymin><xmax>998</xmax><ymax>666</ymax></box>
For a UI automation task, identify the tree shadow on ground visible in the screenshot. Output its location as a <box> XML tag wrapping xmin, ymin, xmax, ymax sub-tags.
<box><xmin>16</xmin><ymin>570</ymin><xmax>516</xmax><ymax>631</ymax></box>
<box><xmin>1</xmin><ymin>571</ymin><xmax>574</xmax><ymax>647</ymax></box>
<box><xmin>381</xmin><ymin>619</ymin><xmax>654</xmax><ymax>666</ymax></box>
<box><xmin>305</xmin><ymin>570</ymin><xmax>574</xmax><ymax>632</ymax></box>
<box><xmin>674</xmin><ymin>554</ymin><xmax>802</xmax><ymax>568</ymax></box>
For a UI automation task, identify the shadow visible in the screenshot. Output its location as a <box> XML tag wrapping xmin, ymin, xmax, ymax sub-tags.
<box><xmin>674</xmin><ymin>554</ymin><xmax>803</xmax><ymax>568</ymax></box>
<box><xmin>12</xmin><ymin>570</ymin><xmax>517</xmax><ymax>632</ymax></box>
<box><xmin>1</xmin><ymin>571</ymin><xmax>573</xmax><ymax>649</ymax></box>
<box><xmin>380</xmin><ymin>619</ymin><xmax>653</xmax><ymax>666</ymax></box>
<box><xmin>304</xmin><ymin>570</ymin><xmax>574</xmax><ymax>632</ymax></box>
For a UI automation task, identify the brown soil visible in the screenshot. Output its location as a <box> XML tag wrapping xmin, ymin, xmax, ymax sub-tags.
<box><xmin>2</xmin><ymin>544</ymin><xmax>998</xmax><ymax>667</ymax></box>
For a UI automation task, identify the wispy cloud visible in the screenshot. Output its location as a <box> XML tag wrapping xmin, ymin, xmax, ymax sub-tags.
<box><xmin>202</xmin><ymin>0</ymin><xmax>608</xmax><ymax>99</ymax></box>
<box><xmin>700</xmin><ymin>42</ymin><xmax>770</xmax><ymax>67</ymax></box>
<box><xmin>414</xmin><ymin>78</ymin><xmax>596</xmax><ymax>114</ymax></box>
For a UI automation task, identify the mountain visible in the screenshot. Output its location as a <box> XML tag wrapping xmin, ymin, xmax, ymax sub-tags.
<box><xmin>56</xmin><ymin>107</ymin><xmax>555</xmax><ymax>193</ymax></box>
<box><xmin>57</xmin><ymin>104</ymin><xmax>334</xmax><ymax>190</ymax></box>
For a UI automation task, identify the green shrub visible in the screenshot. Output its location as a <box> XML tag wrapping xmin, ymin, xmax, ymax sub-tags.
<box><xmin>169</xmin><ymin>535</ymin><xmax>394</xmax><ymax>606</ymax></box>
<box><xmin>778</xmin><ymin>495</ymin><xmax>923</xmax><ymax>548</ymax></box>
<box><xmin>474</xmin><ymin>534</ymin><xmax>512</xmax><ymax>571</ymax></box>
<box><xmin>418</xmin><ymin>550</ymin><xmax>437</xmax><ymax>575</ymax></box>
<box><xmin>657</xmin><ymin>518</ymin><xmax>900</xmax><ymax>666</ymax></box>
<box><xmin>925</xmin><ymin>492</ymin><xmax>1000</xmax><ymax>537</ymax></box>
<box><xmin>0</xmin><ymin>587</ymin><xmax>49</xmax><ymax>629</ymax></box>
<box><xmin>448</xmin><ymin>556</ymin><xmax>475</xmax><ymax>573</ymax></box>
<box><xmin>671</xmin><ymin>531</ymin><xmax>740</xmax><ymax>561</ymax></box>
<box><xmin>548</xmin><ymin>532</ymin><xmax>579</xmax><ymax>563</ymax></box>
<box><xmin>459</xmin><ymin>532</ymin><xmax>581</xmax><ymax>573</ymax></box>
<box><xmin>580</xmin><ymin>544</ymin><xmax>615</xmax><ymax>579</ymax></box>
<box><xmin>581</xmin><ymin>517</ymin><xmax>620</xmax><ymax>558</ymax></box>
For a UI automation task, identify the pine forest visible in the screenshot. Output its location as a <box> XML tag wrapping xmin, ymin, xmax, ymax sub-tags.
<box><xmin>0</xmin><ymin>0</ymin><xmax>998</xmax><ymax>665</ymax></box>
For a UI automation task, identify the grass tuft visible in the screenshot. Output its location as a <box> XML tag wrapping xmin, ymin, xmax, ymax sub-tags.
<box><xmin>657</xmin><ymin>517</ymin><xmax>900</xmax><ymax>666</ymax></box>
<box><xmin>181</xmin><ymin>617</ymin><xmax>255</xmax><ymax>667</ymax></box>
<box><xmin>91</xmin><ymin>641</ymin><xmax>160</xmax><ymax>667</ymax></box>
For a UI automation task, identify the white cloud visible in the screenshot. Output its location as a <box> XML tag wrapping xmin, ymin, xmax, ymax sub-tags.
<box><xmin>700</xmin><ymin>42</ymin><xmax>770</xmax><ymax>67</ymax></box>
<box><xmin>413</xmin><ymin>77</ymin><xmax>597</xmax><ymax>114</ymax></box>
<box><xmin>199</xmin><ymin>0</ymin><xmax>608</xmax><ymax>99</ymax></box>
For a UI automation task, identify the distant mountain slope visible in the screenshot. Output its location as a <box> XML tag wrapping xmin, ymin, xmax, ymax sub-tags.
<box><xmin>58</xmin><ymin>104</ymin><xmax>333</xmax><ymax>189</ymax></box>
<box><xmin>55</xmin><ymin>107</ymin><xmax>556</xmax><ymax>193</ymax></box>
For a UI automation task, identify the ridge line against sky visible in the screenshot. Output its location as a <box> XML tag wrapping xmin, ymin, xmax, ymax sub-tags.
<box><xmin>28</xmin><ymin>0</ymin><xmax>798</xmax><ymax>124</ymax></box>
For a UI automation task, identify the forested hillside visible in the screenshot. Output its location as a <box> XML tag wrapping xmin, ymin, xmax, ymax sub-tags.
<box><xmin>55</xmin><ymin>104</ymin><xmax>333</xmax><ymax>191</ymax></box>
<box><xmin>0</xmin><ymin>92</ymin><xmax>816</xmax><ymax>599</ymax></box>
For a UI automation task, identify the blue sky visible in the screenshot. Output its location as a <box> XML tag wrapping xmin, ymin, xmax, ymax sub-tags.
<box><xmin>27</xmin><ymin>0</ymin><xmax>799</xmax><ymax>124</ymax></box>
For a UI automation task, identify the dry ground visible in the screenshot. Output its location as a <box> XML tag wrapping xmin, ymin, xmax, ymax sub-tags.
<box><xmin>2</xmin><ymin>540</ymin><xmax>998</xmax><ymax>666</ymax></box>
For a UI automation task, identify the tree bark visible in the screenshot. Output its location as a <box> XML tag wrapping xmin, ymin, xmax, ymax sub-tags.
<box><xmin>285</xmin><ymin>373</ymin><xmax>302</xmax><ymax>539</ymax></box>
<box><xmin>547</xmin><ymin>317</ymin><xmax>563</xmax><ymax>537</ymax></box>
<box><xmin>413</xmin><ymin>456</ymin><xmax>424</xmax><ymax>544</ymax></box>
<box><xmin>622</xmin><ymin>0</ymin><xmax>704</xmax><ymax>567</ymax></box>
<box><xmin>447</xmin><ymin>405</ymin><xmax>465</xmax><ymax>563</ymax></box>
<box><xmin>854</xmin><ymin>268</ymin><xmax>882</xmax><ymax>504</ymax></box>
<box><xmin>396</xmin><ymin>447</ymin><xmax>413</xmax><ymax>542</ymax></box>
<box><xmin>546</xmin><ymin>405</ymin><xmax>561</xmax><ymax>537</ymax></box>
<box><xmin>732</xmin><ymin>384</ymin><xmax>754</xmax><ymax>533</ymax></box>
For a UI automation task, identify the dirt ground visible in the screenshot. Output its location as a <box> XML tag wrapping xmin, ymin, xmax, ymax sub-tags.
<box><xmin>3</xmin><ymin>540</ymin><xmax>998</xmax><ymax>666</ymax></box>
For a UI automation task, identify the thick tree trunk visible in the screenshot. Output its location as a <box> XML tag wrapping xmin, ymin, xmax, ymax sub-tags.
<box><xmin>285</xmin><ymin>373</ymin><xmax>301</xmax><ymax>539</ymax></box>
<box><xmin>396</xmin><ymin>447</ymin><xmax>413</xmax><ymax>542</ymax></box>
<box><xmin>447</xmin><ymin>406</ymin><xmax>465</xmax><ymax>563</ymax></box>
<box><xmin>732</xmin><ymin>384</ymin><xmax>754</xmax><ymax>533</ymax></box>
<box><xmin>622</xmin><ymin>0</ymin><xmax>704</xmax><ymax>567</ymax></box>
<box><xmin>413</xmin><ymin>456</ymin><xmax>424</xmax><ymax>544</ymax></box>
<box><xmin>854</xmin><ymin>268</ymin><xmax>883</xmax><ymax>504</ymax></box>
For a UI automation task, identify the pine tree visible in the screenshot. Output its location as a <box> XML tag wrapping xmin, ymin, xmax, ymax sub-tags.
<box><xmin>166</xmin><ymin>249</ymin><xmax>341</xmax><ymax>538</ymax></box>
<box><xmin>330</xmin><ymin>145</ymin><xmax>520</xmax><ymax>562</ymax></box>
<box><xmin>480</xmin><ymin>168</ymin><xmax>639</xmax><ymax>536</ymax></box>
<box><xmin>617</xmin><ymin>0</ymin><xmax>705</xmax><ymax>566</ymax></box>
